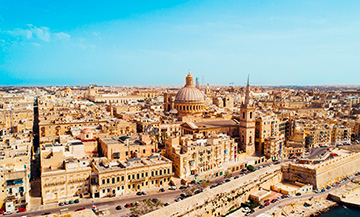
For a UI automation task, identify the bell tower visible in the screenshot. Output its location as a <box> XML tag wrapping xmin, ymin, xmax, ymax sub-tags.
<box><xmin>239</xmin><ymin>76</ymin><xmax>256</xmax><ymax>155</ymax></box>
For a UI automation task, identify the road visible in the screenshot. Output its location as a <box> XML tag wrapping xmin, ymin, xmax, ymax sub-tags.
<box><xmin>11</xmin><ymin>190</ymin><xmax>183</xmax><ymax>217</ymax></box>
<box><xmin>248</xmin><ymin>173</ymin><xmax>360</xmax><ymax>217</ymax></box>
<box><xmin>308</xmin><ymin>147</ymin><xmax>328</xmax><ymax>159</ymax></box>
<box><xmin>12</xmin><ymin>159</ymin><xmax>279</xmax><ymax>217</ymax></box>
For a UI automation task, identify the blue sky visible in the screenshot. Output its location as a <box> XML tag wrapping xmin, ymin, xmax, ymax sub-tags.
<box><xmin>0</xmin><ymin>0</ymin><xmax>360</xmax><ymax>86</ymax></box>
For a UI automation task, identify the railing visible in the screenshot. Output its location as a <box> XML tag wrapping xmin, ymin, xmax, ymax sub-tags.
<box><xmin>44</xmin><ymin>181</ymin><xmax>66</xmax><ymax>187</ymax></box>
<box><xmin>129</xmin><ymin>177</ymin><xmax>147</xmax><ymax>182</ymax></box>
<box><xmin>150</xmin><ymin>173</ymin><xmax>174</xmax><ymax>179</ymax></box>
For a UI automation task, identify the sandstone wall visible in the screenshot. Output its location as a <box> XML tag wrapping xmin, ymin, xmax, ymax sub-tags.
<box><xmin>143</xmin><ymin>165</ymin><xmax>283</xmax><ymax>217</ymax></box>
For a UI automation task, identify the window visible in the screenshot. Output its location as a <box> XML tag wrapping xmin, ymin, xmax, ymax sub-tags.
<box><xmin>117</xmin><ymin>177</ymin><xmax>120</xmax><ymax>182</ymax></box>
<box><xmin>128</xmin><ymin>175</ymin><xmax>130</xmax><ymax>180</ymax></box>
<box><xmin>126</xmin><ymin>151</ymin><xmax>128</xmax><ymax>156</ymax></box>
<box><xmin>250</xmin><ymin>112</ymin><xmax>253</xmax><ymax>119</ymax></box>
<box><xmin>143</xmin><ymin>149</ymin><xmax>145</xmax><ymax>154</ymax></box>
<box><xmin>137</xmin><ymin>174</ymin><xmax>139</xmax><ymax>179</ymax></box>
<box><xmin>122</xmin><ymin>176</ymin><xmax>124</xmax><ymax>181</ymax></box>
<box><xmin>168</xmin><ymin>169</ymin><xmax>170</xmax><ymax>174</ymax></box>
<box><xmin>102</xmin><ymin>179</ymin><xmax>105</xmax><ymax>185</ymax></box>
<box><xmin>112</xmin><ymin>178</ymin><xmax>115</xmax><ymax>184</ymax></box>
<box><xmin>243</xmin><ymin>112</ymin><xmax>245</xmax><ymax>119</ymax></box>
<box><xmin>151</xmin><ymin>171</ymin><xmax>154</xmax><ymax>176</ymax></box>
<box><xmin>107</xmin><ymin>178</ymin><xmax>109</xmax><ymax>184</ymax></box>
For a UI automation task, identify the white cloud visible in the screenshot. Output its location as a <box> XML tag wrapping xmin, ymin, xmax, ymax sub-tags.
<box><xmin>54</xmin><ymin>32</ymin><xmax>71</xmax><ymax>40</ymax></box>
<box><xmin>3</xmin><ymin>24</ymin><xmax>70</xmax><ymax>42</ymax></box>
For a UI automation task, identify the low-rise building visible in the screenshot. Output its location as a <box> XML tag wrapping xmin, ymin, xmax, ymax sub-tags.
<box><xmin>90</xmin><ymin>155</ymin><xmax>173</xmax><ymax>198</ymax></box>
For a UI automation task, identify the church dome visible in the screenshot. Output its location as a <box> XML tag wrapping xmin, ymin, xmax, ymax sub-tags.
<box><xmin>175</xmin><ymin>72</ymin><xmax>204</xmax><ymax>103</ymax></box>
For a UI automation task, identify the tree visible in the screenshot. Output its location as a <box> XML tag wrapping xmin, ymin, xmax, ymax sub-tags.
<box><xmin>224</xmin><ymin>171</ymin><xmax>232</xmax><ymax>179</ymax></box>
<box><xmin>247</xmin><ymin>164</ymin><xmax>255</xmax><ymax>171</ymax></box>
<box><xmin>130</xmin><ymin>198</ymin><xmax>164</xmax><ymax>216</ymax></box>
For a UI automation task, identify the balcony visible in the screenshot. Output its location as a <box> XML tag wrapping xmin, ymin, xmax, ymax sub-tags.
<box><xmin>69</xmin><ymin>178</ymin><xmax>88</xmax><ymax>184</ymax></box>
<box><xmin>129</xmin><ymin>177</ymin><xmax>146</xmax><ymax>182</ymax></box>
<box><xmin>44</xmin><ymin>181</ymin><xmax>66</xmax><ymax>187</ymax></box>
<box><xmin>150</xmin><ymin>173</ymin><xmax>174</xmax><ymax>179</ymax></box>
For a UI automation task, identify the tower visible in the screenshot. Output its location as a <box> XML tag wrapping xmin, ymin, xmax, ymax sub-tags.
<box><xmin>239</xmin><ymin>76</ymin><xmax>256</xmax><ymax>155</ymax></box>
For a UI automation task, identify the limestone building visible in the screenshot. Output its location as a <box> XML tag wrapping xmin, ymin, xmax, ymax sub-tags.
<box><xmin>90</xmin><ymin>155</ymin><xmax>173</xmax><ymax>198</ymax></box>
<box><xmin>0</xmin><ymin>135</ymin><xmax>31</xmax><ymax>212</ymax></box>
<box><xmin>164</xmin><ymin>133</ymin><xmax>238</xmax><ymax>181</ymax></box>
<box><xmin>40</xmin><ymin>143</ymin><xmax>91</xmax><ymax>204</ymax></box>
<box><xmin>98</xmin><ymin>134</ymin><xmax>157</xmax><ymax>160</ymax></box>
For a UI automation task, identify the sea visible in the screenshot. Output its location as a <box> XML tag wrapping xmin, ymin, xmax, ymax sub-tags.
<box><xmin>317</xmin><ymin>205</ymin><xmax>360</xmax><ymax>217</ymax></box>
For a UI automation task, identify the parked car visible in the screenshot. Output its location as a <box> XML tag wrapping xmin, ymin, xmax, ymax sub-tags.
<box><xmin>0</xmin><ymin>210</ymin><xmax>4</xmax><ymax>215</ymax></box>
<box><xmin>69</xmin><ymin>200</ymin><xmax>74</xmax><ymax>204</ymax></box>
<box><xmin>169</xmin><ymin>186</ymin><xmax>177</xmax><ymax>190</ymax></box>
<box><xmin>41</xmin><ymin>212</ymin><xmax>51</xmax><ymax>215</ymax></box>
<box><xmin>18</xmin><ymin>207</ymin><xmax>27</xmax><ymax>212</ymax></box>
<box><xmin>265</xmin><ymin>201</ymin><xmax>270</xmax><ymax>206</ymax></box>
<box><xmin>259</xmin><ymin>205</ymin><xmax>265</xmax><ymax>209</ymax></box>
<box><xmin>174</xmin><ymin>198</ymin><xmax>182</xmax><ymax>202</ymax></box>
<box><xmin>4</xmin><ymin>211</ymin><xmax>13</xmax><ymax>215</ymax></box>
<box><xmin>271</xmin><ymin>199</ymin><xmax>277</xmax><ymax>203</ymax></box>
<box><xmin>74</xmin><ymin>199</ymin><xmax>79</xmax><ymax>203</ymax></box>
<box><xmin>75</xmin><ymin>207</ymin><xmax>85</xmax><ymax>212</ymax></box>
<box><xmin>234</xmin><ymin>176</ymin><xmax>239</xmax><ymax>179</ymax></box>
<box><xmin>194</xmin><ymin>189</ymin><xmax>202</xmax><ymax>194</ymax></box>
<box><xmin>164</xmin><ymin>202</ymin><xmax>170</xmax><ymax>206</ymax></box>
<box><xmin>142</xmin><ymin>191</ymin><xmax>147</xmax><ymax>195</ymax></box>
<box><xmin>296</xmin><ymin>193</ymin><xmax>302</xmax><ymax>196</ymax></box>
<box><xmin>225</xmin><ymin>179</ymin><xmax>231</xmax><ymax>183</ymax></box>
<box><xmin>159</xmin><ymin>188</ymin><xmax>165</xmax><ymax>192</ymax></box>
<box><xmin>321</xmin><ymin>189</ymin><xmax>326</xmax><ymax>192</ymax></box>
<box><xmin>180</xmin><ymin>193</ymin><xmax>187</xmax><ymax>198</ymax></box>
<box><xmin>59</xmin><ymin>202</ymin><xmax>65</xmax><ymax>206</ymax></box>
<box><xmin>179</xmin><ymin>186</ymin><xmax>187</xmax><ymax>190</ymax></box>
<box><xmin>124</xmin><ymin>203</ymin><xmax>131</xmax><ymax>208</ymax></box>
<box><xmin>116</xmin><ymin>205</ymin><xmax>122</xmax><ymax>210</ymax></box>
<box><xmin>210</xmin><ymin>185</ymin><xmax>217</xmax><ymax>189</ymax></box>
<box><xmin>136</xmin><ymin>191</ymin><xmax>142</xmax><ymax>195</ymax></box>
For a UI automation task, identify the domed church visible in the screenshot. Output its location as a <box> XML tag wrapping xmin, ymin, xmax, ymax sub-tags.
<box><xmin>164</xmin><ymin>71</ymin><xmax>205</xmax><ymax>117</ymax></box>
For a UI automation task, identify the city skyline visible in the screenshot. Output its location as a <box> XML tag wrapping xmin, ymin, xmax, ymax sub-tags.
<box><xmin>1</xmin><ymin>0</ymin><xmax>360</xmax><ymax>86</ymax></box>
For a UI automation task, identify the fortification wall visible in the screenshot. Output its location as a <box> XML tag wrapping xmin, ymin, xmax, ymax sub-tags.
<box><xmin>283</xmin><ymin>152</ymin><xmax>360</xmax><ymax>189</ymax></box>
<box><xmin>143</xmin><ymin>166</ymin><xmax>283</xmax><ymax>217</ymax></box>
<box><xmin>315</xmin><ymin>152</ymin><xmax>360</xmax><ymax>188</ymax></box>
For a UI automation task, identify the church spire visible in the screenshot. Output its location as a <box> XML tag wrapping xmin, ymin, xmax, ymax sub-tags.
<box><xmin>245</xmin><ymin>75</ymin><xmax>250</xmax><ymax>105</ymax></box>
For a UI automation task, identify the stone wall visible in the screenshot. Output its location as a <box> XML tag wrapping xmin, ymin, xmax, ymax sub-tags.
<box><xmin>282</xmin><ymin>152</ymin><xmax>360</xmax><ymax>189</ymax></box>
<box><xmin>143</xmin><ymin>165</ymin><xmax>283</xmax><ymax>217</ymax></box>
